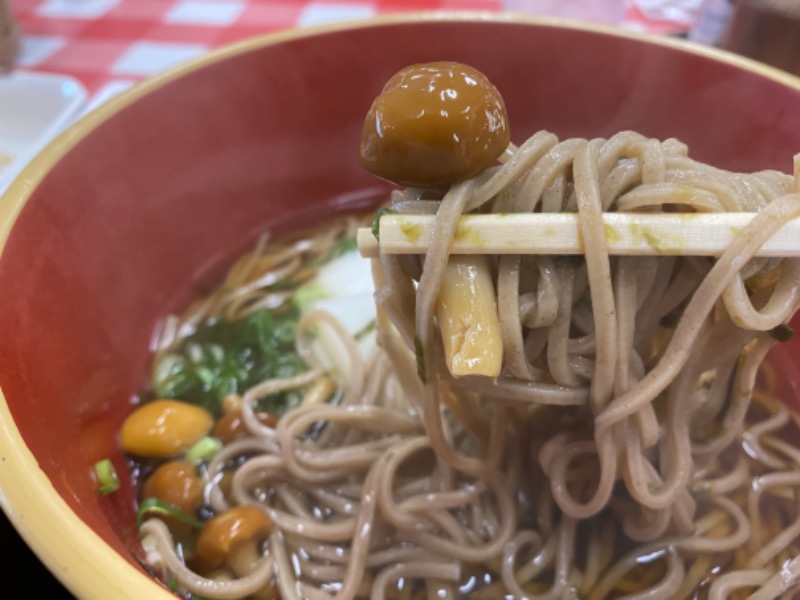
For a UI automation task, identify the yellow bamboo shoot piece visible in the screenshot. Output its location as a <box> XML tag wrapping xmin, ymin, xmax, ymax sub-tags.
<box><xmin>436</xmin><ymin>255</ymin><xmax>503</xmax><ymax>378</ymax></box>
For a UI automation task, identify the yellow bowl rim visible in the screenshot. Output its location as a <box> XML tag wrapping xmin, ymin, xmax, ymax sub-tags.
<box><xmin>1</xmin><ymin>10</ymin><xmax>799</xmax><ymax>600</ymax></box>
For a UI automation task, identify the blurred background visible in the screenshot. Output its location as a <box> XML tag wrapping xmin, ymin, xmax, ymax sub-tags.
<box><xmin>0</xmin><ymin>0</ymin><xmax>798</xmax><ymax>597</ymax></box>
<box><xmin>2</xmin><ymin>0</ymin><xmax>798</xmax><ymax>122</ymax></box>
<box><xmin>1</xmin><ymin>0</ymin><xmax>798</xmax><ymax>194</ymax></box>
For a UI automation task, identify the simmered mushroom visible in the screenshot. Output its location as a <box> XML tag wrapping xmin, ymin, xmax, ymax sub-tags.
<box><xmin>195</xmin><ymin>505</ymin><xmax>273</xmax><ymax>575</ymax></box>
<box><xmin>141</xmin><ymin>460</ymin><xmax>203</xmax><ymax>514</ymax></box>
<box><xmin>120</xmin><ymin>399</ymin><xmax>213</xmax><ymax>458</ymax></box>
<box><xmin>360</xmin><ymin>61</ymin><xmax>510</xmax><ymax>188</ymax></box>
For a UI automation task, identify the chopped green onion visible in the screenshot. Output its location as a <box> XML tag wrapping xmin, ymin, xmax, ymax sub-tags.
<box><xmin>195</xmin><ymin>365</ymin><xmax>216</xmax><ymax>388</ymax></box>
<box><xmin>371</xmin><ymin>208</ymin><xmax>396</xmax><ymax>240</ymax></box>
<box><xmin>186</xmin><ymin>436</ymin><xmax>223</xmax><ymax>465</ymax></box>
<box><xmin>315</xmin><ymin>236</ymin><xmax>359</xmax><ymax>263</ymax></box>
<box><xmin>94</xmin><ymin>459</ymin><xmax>120</xmax><ymax>495</ymax></box>
<box><xmin>136</xmin><ymin>497</ymin><xmax>205</xmax><ymax>529</ymax></box>
<box><xmin>330</xmin><ymin>236</ymin><xmax>357</xmax><ymax>257</ymax></box>
<box><xmin>151</xmin><ymin>308</ymin><xmax>305</xmax><ymax>417</ymax></box>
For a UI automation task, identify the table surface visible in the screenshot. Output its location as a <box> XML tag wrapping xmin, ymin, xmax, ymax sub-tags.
<box><xmin>1</xmin><ymin>0</ymin><xmax>696</xmax><ymax>598</ymax></box>
<box><xmin>9</xmin><ymin>0</ymin><xmax>696</xmax><ymax>109</ymax></box>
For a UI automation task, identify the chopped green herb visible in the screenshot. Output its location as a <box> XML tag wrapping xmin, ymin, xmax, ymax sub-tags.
<box><xmin>306</xmin><ymin>237</ymin><xmax>359</xmax><ymax>268</ymax></box>
<box><xmin>293</xmin><ymin>281</ymin><xmax>328</xmax><ymax>314</ymax></box>
<box><xmin>94</xmin><ymin>459</ymin><xmax>120</xmax><ymax>495</ymax></box>
<box><xmin>328</xmin><ymin>236</ymin><xmax>358</xmax><ymax>259</ymax></box>
<box><xmin>371</xmin><ymin>208</ymin><xmax>396</xmax><ymax>240</ymax></box>
<box><xmin>152</xmin><ymin>308</ymin><xmax>306</xmax><ymax>416</ymax></box>
<box><xmin>186</xmin><ymin>436</ymin><xmax>223</xmax><ymax>465</ymax></box>
<box><xmin>136</xmin><ymin>497</ymin><xmax>205</xmax><ymax>529</ymax></box>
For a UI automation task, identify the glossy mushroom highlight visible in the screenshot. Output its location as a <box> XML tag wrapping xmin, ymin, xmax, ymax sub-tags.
<box><xmin>125</xmin><ymin>63</ymin><xmax>800</xmax><ymax>599</ymax></box>
<box><xmin>360</xmin><ymin>62</ymin><xmax>510</xmax><ymax>188</ymax></box>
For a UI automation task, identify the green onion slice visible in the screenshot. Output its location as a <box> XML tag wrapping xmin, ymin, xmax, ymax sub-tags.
<box><xmin>186</xmin><ymin>436</ymin><xmax>223</xmax><ymax>465</ymax></box>
<box><xmin>94</xmin><ymin>459</ymin><xmax>120</xmax><ymax>495</ymax></box>
<box><xmin>371</xmin><ymin>208</ymin><xmax>396</xmax><ymax>240</ymax></box>
<box><xmin>136</xmin><ymin>497</ymin><xmax>205</xmax><ymax>529</ymax></box>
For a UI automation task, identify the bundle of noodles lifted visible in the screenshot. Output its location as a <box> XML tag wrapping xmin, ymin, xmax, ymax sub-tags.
<box><xmin>130</xmin><ymin>62</ymin><xmax>800</xmax><ymax>600</ymax></box>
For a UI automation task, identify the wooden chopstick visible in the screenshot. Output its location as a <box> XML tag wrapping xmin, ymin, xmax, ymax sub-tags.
<box><xmin>357</xmin><ymin>213</ymin><xmax>800</xmax><ymax>258</ymax></box>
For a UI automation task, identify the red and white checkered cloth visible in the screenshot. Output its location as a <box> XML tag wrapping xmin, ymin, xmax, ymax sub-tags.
<box><xmin>10</xmin><ymin>0</ymin><xmax>506</xmax><ymax>106</ymax></box>
<box><xmin>9</xmin><ymin>0</ymin><xmax>696</xmax><ymax>110</ymax></box>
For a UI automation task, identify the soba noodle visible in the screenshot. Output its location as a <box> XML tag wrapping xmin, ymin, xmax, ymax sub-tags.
<box><xmin>134</xmin><ymin>129</ymin><xmax>800</xmax><ymax>600</ymax></box>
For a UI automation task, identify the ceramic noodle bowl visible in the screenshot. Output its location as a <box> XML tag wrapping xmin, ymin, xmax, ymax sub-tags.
<box><xmin>1</xmin><ymin>13</ymin><xmax>800</xmax><ymax>600</ymax></box>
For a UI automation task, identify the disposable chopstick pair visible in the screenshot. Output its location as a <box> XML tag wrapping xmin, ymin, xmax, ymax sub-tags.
<box><xmin>357</xmin><ymin>213</ymin><xmax>800</xmax><ymax>259</ymax></box>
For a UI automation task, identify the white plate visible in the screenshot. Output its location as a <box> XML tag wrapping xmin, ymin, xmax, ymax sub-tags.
<box><xmin>0</xmin><ymin>71</ymin><xmax>88</xmax><ymax>194</ymax></box>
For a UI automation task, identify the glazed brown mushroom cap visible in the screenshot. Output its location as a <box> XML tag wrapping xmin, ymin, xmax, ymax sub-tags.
<box><xmin>195</xmin><ymin>505</ymin><xmax>273</xmax><ymax>570</ymax></box>
<box><xmin>141</xmin><ymin>460</ymin><xmax>203</xmax><ymax>514</ymax></box>
<box><xmin>360</xmin><ymin>61</ymin><xmax>510</xmax><ymax>188</ymax></box>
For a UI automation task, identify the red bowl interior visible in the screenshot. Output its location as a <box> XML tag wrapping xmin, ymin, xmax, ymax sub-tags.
<box><xmin>1</xmin><ymin>14</ymin><xmax>800</xmax><ymax>581</ymax></box>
